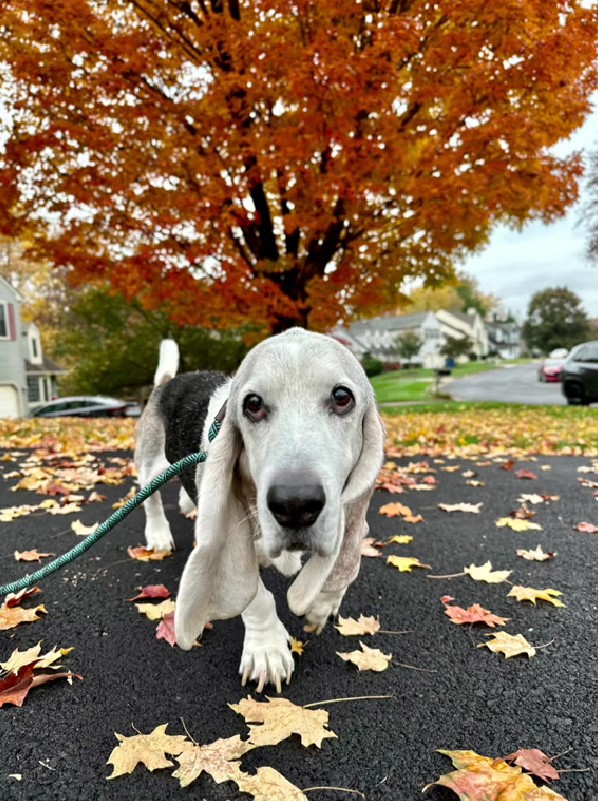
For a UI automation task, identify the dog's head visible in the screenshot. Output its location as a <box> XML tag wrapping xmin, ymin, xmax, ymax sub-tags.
<box><xmin>174</xmin><ymin>329</ymin><xmax>384</xmax><ymax>647</ymax></box>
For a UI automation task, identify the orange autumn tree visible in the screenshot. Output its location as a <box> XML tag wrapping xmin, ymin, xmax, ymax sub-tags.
<box><xmin>0</xmin><ymin>1</ymin><xmax>596</xmax><ymax>334</ymax></box>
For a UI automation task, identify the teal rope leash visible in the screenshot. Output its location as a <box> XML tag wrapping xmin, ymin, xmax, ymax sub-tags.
<box><xmin>0</xmin><ymin>416</ymin><xmax>222</xmax><ymax>600</ymax></box>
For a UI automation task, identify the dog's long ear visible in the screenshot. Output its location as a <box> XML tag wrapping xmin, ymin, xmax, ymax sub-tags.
<box><xmin>342</xmin><ymin>401</ymin><xmax>385</xmax><ymax>505</ymax></box>
<box><xmin>174</xmin><ymin>415</ymin><xmax>259</xmax><ymax>650</ymax></box>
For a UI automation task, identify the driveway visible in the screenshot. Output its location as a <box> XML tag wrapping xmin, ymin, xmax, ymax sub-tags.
<box><xmin>1</xmin><ymin>446</ymin><xmax>597</xmax><ymax>800</ymax></box>
<box><xmin>448</xmin><ymin>363</ymin><xmax>571</xmax><ymax>405</ymax></box>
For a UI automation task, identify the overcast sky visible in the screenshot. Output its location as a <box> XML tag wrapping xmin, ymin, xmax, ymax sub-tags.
<box><xmin>461</xmin><ymin>102</ymin><xmax>598</xmax><ymax>322</ymax></box>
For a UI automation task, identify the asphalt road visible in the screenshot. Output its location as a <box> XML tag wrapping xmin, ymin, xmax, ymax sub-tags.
<box><xmin>1</xmin><ymin>448</ymin><xmax>598</xmax><ymax>801</ymax></box>
<box><xmin>448</xmin><ymin>363</ymin><xmax>571</xmax><ymax>405</ymax></box>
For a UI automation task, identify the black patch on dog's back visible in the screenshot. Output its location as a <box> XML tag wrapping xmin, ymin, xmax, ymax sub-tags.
<box><xmin>157</xmin><ymin>371</ymin><xmax>228</xmax><ymax>504</ymax></box>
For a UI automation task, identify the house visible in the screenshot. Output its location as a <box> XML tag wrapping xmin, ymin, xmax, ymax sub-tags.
<box><xmin>0</xmin><ymin>276</ymin><xmax>66</xmax><ymax>417</ymax></box>
<box><xmin>486</xmin><ymin>315</ymin><xmax>522</xmax><ymax>360</ymax></box>
<box><xmin>340</xmin><ymin>311</ymin><xmax>445</xmax><ymax>369</ymax></box>
<box><xmin>435</xmin><ymin>308</ymin><xmax>489</xmax><ymax>359</ymax></box>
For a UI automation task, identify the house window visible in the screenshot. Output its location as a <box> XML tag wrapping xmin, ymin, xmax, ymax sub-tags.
<box><xmin>0</xmin><ymin>303</ymin><xmax>8</xmax><ymax>339</ymax></box>
<box><xmin>31</xmin><ymin>337</ymin><xmax>39</xmax><ymax>359</ymax></box>
<box><xmin>27</xmin><ymin>376</ymin><xmax>40</xmax><ymax>403</ymax></box>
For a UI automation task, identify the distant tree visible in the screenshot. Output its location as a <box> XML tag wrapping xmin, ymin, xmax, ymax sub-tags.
<box><xmin>441</xmin><ymin>335</ymin><xmax>473</xmax><ymax>361</ymax></box>
<box><xmin>396</xmin><ymin>330</ymin><xmax>422</xmax><ymax>362</ymax></box>
<box><xmin>522</xmin><ymin>287</ymin><xmax>590</xmax><ymax>354</ymax></box>
<box><xmin>55</xmin><ymin>289</ymin><xmax>248</xmax><ymax>397</ymax></box>
<box><xmin>406</xmin><ymin>272</ymin><xmax>497</xmax><ymax>317</ymax></box>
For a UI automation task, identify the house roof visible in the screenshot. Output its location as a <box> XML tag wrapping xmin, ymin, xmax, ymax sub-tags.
<box><xmin>25</xmin><ymin>356</ymin><xmax>68</xmax><ymax>375</ymax></box>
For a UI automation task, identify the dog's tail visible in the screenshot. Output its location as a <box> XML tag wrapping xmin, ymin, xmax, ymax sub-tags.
<box><xmin>154</xmin><ymin>339</ymin><xmax>180</xmax><ymax>386</ymax></box>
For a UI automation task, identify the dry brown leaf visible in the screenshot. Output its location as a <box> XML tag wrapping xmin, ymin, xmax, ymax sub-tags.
<box><xmin>335</xmin><ymin>614</ymin><xmax>380</xmax><ymax>636</ymax></box>
<box><xmin>127</xmin><ymin>546</ymin><xmax>172</xmax><ymax>561</ymax></box>
<box><xmin>128</xmin><ymin>584</ymin><xmax>171</xmax><ymax>601</ymax></box>
<box><xmin>387</xmin><ymin>555</ymin><xmax>431</xmax><ymax>573</ymax></box>
<box><xmin>442</xmin><ymin>602</ymin><xmax>509</xmax><ymax>628</ymax></box>
<box><xmin>229</xmin><ymin>696</ymin><xmax>337</xmax><ymax>748</ymax></box>
<box><xmin>438</xmin><ymin>502</ymin><xmax>483</xmax><ymax>514</ymax></box>
<box><xmin>337</xmin><ymin>641</ymin><xmax>392</xmax><ymax>672</ymax></box>
<box><xmin>516</xmin><ymin>545</ymin><xmax>555</xmax><ymax>561</ymax></box>
<box><xmin>477</xmin><ymin>632</ymin><xmax>536</xmax><ymax>658</ymax></box>
<box><xmin>508</xmin><ymin>586</ymin><xmax>565</xmax><ymax>607</ymax></box>
<box><xmin>465</xmin><ymin>561</ymin><xmax>512</xmax><ymax>583</ymax></box>
<box><xmin>500</xmin><ymin>748</ymin><xmax>560</xmax><ymax>783</ymax></box>
<box><xmin>106</xmin><ymin>724</ymin><xmax>191</xmax><ymax>779</ymax></box>
<box><xmin>172</xmin><ymin>735</ymin><xmax>253</xmax><ymax>787</ymax></box>
<box><xmin>0</xmin><ymin>602</ymin><xmax>47</xmax><ymax>632</ymax></box>
<box><xmin>235</xmin><ymin>766</ymin><xmax>308</xmax><ymax>801</ymax></box>
<box><xmin>14</xmin><ymin>549</ymin><xmax>55</xmax><ymax>562</ymax></box>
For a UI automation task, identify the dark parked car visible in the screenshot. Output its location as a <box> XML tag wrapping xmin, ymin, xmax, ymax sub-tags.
<box><xmin>561</xmin><ymin>342</ymin><xmax>598</xmax><ymax>405</ymax></box>
<box><xmin>31</xmin><ymin>396</ymin><xmax>142</xmax><ymax>419</ymax></box>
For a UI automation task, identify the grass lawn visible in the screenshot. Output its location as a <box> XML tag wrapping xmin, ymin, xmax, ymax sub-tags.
<box><xmin>380</xmin><ymin>401</ymin><xmax>598</xmax><ymax>457</ymax></box>
<box><xmin>371</xmin><ymin>361</ymin><xmax>526</xmax><ymax>404</ymax></box>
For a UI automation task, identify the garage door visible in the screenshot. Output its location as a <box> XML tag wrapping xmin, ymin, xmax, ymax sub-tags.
<box><xmin>0</xmin><ymin>385</ymin><xmax>20</xmax><ymax>418</ymax></box>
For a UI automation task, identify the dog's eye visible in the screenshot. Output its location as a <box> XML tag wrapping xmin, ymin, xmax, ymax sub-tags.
<box><xmin>243</xmin><ymin>393</ymin><xmax>267</xmax><ymax>422</ymax></box>
<box><xmin>331</xmin><ymin>385</ymin><xmax>354</xmax><ymax>415</ymax></box>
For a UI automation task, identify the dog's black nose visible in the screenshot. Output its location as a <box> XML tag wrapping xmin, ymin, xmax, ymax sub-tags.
<box><xmin>267</xmin><ymin>483</ymin><xmax>326</xmax><ymax>529</ymax></box>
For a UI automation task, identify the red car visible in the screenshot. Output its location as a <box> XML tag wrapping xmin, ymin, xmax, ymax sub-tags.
<box><xmin>538</xmin><ymin>357</ymin><xmax>566</xmax><ymax>382</ymax></box>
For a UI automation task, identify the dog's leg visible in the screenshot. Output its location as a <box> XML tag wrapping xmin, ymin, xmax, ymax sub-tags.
<box><xmin>303</xmin><ymin>588</ymin><xmax>346</xmax><ymax>635</ymax></box>
<box><xmin>136</xmin><ymin>456</ymin><xmax>175</xmax><ymax>552</ymax></box>
<box><xmin>240</xmin><ymin>576</ymin><xmax>294</xmax><ymax>693</ymax></box>
<box><xmin>178</xmin><ymin>486</ymin><xmax>196</xmax><ymax>517</ymax></box>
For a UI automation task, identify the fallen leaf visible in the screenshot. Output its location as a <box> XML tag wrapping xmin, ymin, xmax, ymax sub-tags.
<box><xmin>172</xmin><ymin>735</ymin><xmax>253</xmax><ymax>787</ymax></box>
<box><xmin>290</xmin><ymin>637</ymin><xmax>304</xmax><ymax>656</ymax></box>
<box><xmin>575</xmin><ymin>521</ymin><xmax>598</xmax><ymax>533</ymax></box>
<box><xmin>515</xmin><ymin>469</ymin><xmax>537</xmax><ymax>480</ymax></box>
<box><xmin>478</xmin><ymin>632</ymin><xmax>536</xmax><ymax>658</ymax></box>
<box><xmin>14</xmin><ymin>549</ymin><xmax>55</xmax><ymax>562</ymax></box>
<box><xmin>0</xmin><ymin>602</ymin><xmax>47</xmax><ymax>632</ymax></box>
<box><xmin>0</xmin><ymin>642</ymin><xmax>73</xmax><ymax>674</ymax></box>
<box><xmin>127</xmin><ymin>546</ymin><xmax>172</xmax><ymax>561</ymax></box>
<box><xmin>466</xmin><ymin>480</ymin><xmax>485</xmax><ymax>487</ymax></box>
<box><xmin>424</xmin><ymin>750</ymin><xmax>565</xmax><ymax>799</ymax></box>
<box><xmin>361</xmin><ymin>537</ymin><xmax>383</xmax><ymax>558</ymax></box>
<box><xmin>378</xmin><ymin>502</ymin><xmax>423</xmax><ymax>522</ymax></box>
<box><xmin>4</xmin><ymin>587</ymin><xmax>41</xmax><ymax>608</ymax></box>
<box><xmin>229</xmin><ymin>696</ymin><xmax>337</xmax><ymax>748</ymax></box>
<box><xmin>0</xmin><ymin>665</ymin><xmax>82</xmax><ymax>708</ymax></box>
<box><xmin>438</xmin><ymin>502</ymin><xmax>483</xmax><ymax>514</ymax></box>
<box><xmin>335</xmin><ymin>615</ymin><xmax>380</xmax><ymax>636</ymax></box>
<box><xmin>508</xmin><ymin>586</ymin><xmax>565</xmax><ymax>608</ymax></box>
<box><xmin>155</xmin><ymin>612</ymin><xmax>177</xmax><ymax>646</ymax></box>
<box><xmin>71</xmin><ymin>520</ymin><xmax>99</xmax><ymax>536</ymax></box>
<box><xmin>387</xmin><ymin>555</ymin><xmax>431</xmax><ymax>573</ymax></box>
<box><xmin>465</xmin><ymin>561</ymin><xmax>512</xmax><ymax>583</ymax></box>
<box><xmin>511</xmin><ymin>503</ymin><xmax>536</xmax><ymax>520</ymax></box>
<box><xmin>337</xmin><ymin>641</ymin><xmax>392</xmax><ymax>672</ymax></box>
<box><xmin>389</xmin><ymin>535</ymin><xmax>413</xmax><ymax>544</ymax></box>
<box><xmin>500</xmin><ymin>748</ymin><xmax>560</xmax><ymax>782</ymax></box>
<box><xmin>128</xmin><ymin>584</ymin><xmax>171</xmax><ymax>601</ymax></box>
<box><xmin>442</xmin><ymin>602</ymin><xmax>509</xmax><ymax>628</ymax></box>
<box><xmin>106</xmin><ymin>724</ymin><xmax>191</xmax><ymax>779</ymax></box>
<box><xmin>516</xmin><ymin>545</ymin><xmax>555</xmax><ymax>561</ymax></box>
<box><xmin>135</xmin><ymin>599</ymin><xmax>176</xmax><ymax>621</ymax></box>
<box><xmin>496</xmin><ymin>517</ymin><xmax>543</xmax><ymax>532</ymax></box>
<box><xmin>235</xmin><ymin>766</ymin><xmax>308</xmax><ymax>801</ymax></box>
<box><xmin>46</xmin><ymin>502</ymin><xmax>83</xmax><ymax>515</ymax></box>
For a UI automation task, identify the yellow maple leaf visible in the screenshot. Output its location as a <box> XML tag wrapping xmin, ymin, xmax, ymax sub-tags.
<box><xmin>229</xmin><ymin>696</ymin><xmax>337</xmax><ymax>748</ymax></box>
<box><xmin>0</xmin><ymin>642</ymin><xmax>74</xmax><ymax>674</ymax></box>
<box><xmin>390</xmin><ymin>535</ymin><xmax>413</xmax><ymax>544</ymax></box>
<box><xmin>508</xmin><ymin>586</ymin><xmax>565</xmax><ymax>607</ymax></box>
<box><xmin>172</xmin><ymin>735</ymin><xmax>253</xmax><ymax>788</ymax></box>
<box><xmin>290</xmin><ymin>637</ymin><xmax>304</xmax><ymax>656</ymax></box>
<box><xmin>335</xmin><ymin>615</ymin><xmax>380</xmax><ymax>636</ymax></box>
<box><xmin>465</xmin><ymin>561</ymin><xmax>511</xmax><ymax>583</ymax></box>
<box><xmin>106</xmin><ymin>724</ymin><xmax>191</xmax><ymax>779</ymax></box>
<box><xmin>235</xmin><ymin>766</ymin><xmax>308</xmax><ymax>801</ymax></box>
<box><xmin>337</xmin><ymin>641</ymin><xmax>392</xmax><ymax>672</ymax></box>
<box><xmin>495</xmin><ymin>517</ymin><xmax>543</xmax><ymax>532</ymax></box>
<box><xmin>387</xmin><ymin>555</ymin><xmax>431</xmax><ymax>573</ymax></box>
<box><xmin>135</xmin><ymin>599</ymin><xmax>176</xmax><ymax>621</ymax></box>
<box><xmin>477</xmin><ymin>632</ymin><xmax>536</xmax><ymax>658</ymax></box>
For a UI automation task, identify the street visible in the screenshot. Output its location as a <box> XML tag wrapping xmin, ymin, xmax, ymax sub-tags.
<box><xmin>448</xmin><ymin>363</ymin><xmax>572</xmax><ymax>405</ymax></box>
<box><xmin>1</xmin><ymin>446</ymin><xmax>598</xmax><ymax>800</ymax></box>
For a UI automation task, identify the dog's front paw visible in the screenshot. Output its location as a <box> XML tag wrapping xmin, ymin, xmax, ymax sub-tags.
<box><xmin>239</xmin><ymin>620</ymin><xmax>294</xmax><ymax>694</ymax></box>
<box><xmin>145</xmin><ymin>525</ymin><xmax>175</xmax><ymax>553</ymax></box>
<box><xmin>303</xmin><ymin>588</ymin><xmax>346</xmax><ymax>635</ymax></box>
